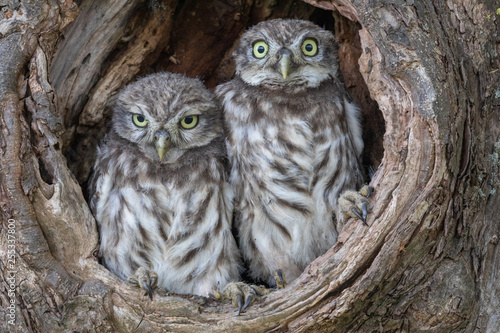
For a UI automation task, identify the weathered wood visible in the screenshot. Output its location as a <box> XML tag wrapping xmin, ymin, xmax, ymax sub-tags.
<box><xmin>303</xmin><ymin>0</ymin><xmax>500</xmax><ymax>331</ymax></box>
<box><xmin>1</xmin><ymin>0</ymin><xmax>499</xmax><ymax>332</ymax></box>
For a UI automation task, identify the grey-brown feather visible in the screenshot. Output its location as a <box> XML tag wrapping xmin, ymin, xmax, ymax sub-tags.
<box><xmin>89</xmin><ymin>72</ymin><xmax>240</xmax><ymax>296</ymax></box>
<box><xmin>216</xmin><ymin>19</ymin><xmax>364</xmax><ymax>286</ymax></box>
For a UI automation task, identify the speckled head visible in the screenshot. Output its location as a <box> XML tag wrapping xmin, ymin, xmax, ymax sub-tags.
<box><xmin>233</xmin><ymin>19</ymin><xmax>339</xmax><ymax>91</ymax></box>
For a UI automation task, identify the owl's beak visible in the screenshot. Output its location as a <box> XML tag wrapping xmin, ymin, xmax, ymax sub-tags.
<box><xmin>154</xmin><ymin>129</ymin><xmax>170</xmax><ymax>161</ymax></box>
<box><xmin>279</xmin><ymin>54</ymin><xmax>291</xmax><ymax>80</ymax></box>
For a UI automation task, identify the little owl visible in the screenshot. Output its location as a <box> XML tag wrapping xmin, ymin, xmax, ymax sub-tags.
<box><xmin>89</xmin><ymin>72</ymin><xmax>241</xmax><ymax>299</ymax></box>
<box><xmin>216</xmin><ymin>19</ymin><xmax>370</xmax><ymax>287</ymax></box>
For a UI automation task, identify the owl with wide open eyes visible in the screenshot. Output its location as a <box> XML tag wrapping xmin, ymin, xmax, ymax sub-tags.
<box><xmin>89</xmin><ymin>72</ymin><xmax>244</xmax><ymax>300</ymax></box>
<box><xmin>216</xmin><ymin>19</ymin><xmax>371</xmax><ymax>287</ymax></box>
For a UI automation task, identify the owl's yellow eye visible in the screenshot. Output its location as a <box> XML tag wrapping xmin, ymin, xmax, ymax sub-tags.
<box><xmin>180</xmin><ymin>115</ymin><xmax>198</xmax><ymax>129</ymax></box>
<box><xmin>301</xmin><ymin>39</ymin><xmax>318</xmax><ymax>56</ymax></box>
<box><xmin>253</xmin><ymin>41</ymin><xmax>269</xmax><ymax>58</ymax></box>
<box><xmin>133</xmin><ymin>114</ymin><xmax>148</xmax><ymax>127</ymax></box>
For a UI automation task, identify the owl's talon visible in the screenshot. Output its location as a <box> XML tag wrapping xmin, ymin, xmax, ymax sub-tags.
<box><xmin>252</xmin><ymin>287</ymin><xmax>263</xmax><ymax>296</ymax></box>
<box><xmin>366</xmin><ymin>186</ymin><xmax>374</xmax><ymax>199</ymax></box>
<box><xmin>212</xmin><ymin>282</ymin><xmax>263</xmax><ymax>315</ymax></box>
<box><xmin>274</xmin><ymin>269</ymin><xmax>287</xmax><ymax>289</ymax></box>
<box><xmin>236</xmin><ymin>293</ymin><xmax>244</xmax><ymax>315</ymax></box>
<box><xmin>360</xmin><ymin>184</ymin><xmax>374</xmax><ymax>198</ymax></box>
<box><xmin>150</xmin><ymin>275</ymin><xmax>158</xmax><ymax>288</ymax></box>
<box><xmin>351</xmin><ymin>208</ymin><xmax>365</xmax><ymax>224</ymax></box>
<box><xmin>339</xmin><ymin>185</ymin><xmax>373</xmax><ymax>226</ymax></box>
<box><xmin>128</xmin><ymin>267</ymin><xmax>158</xmax><ymax>300</ymax></box>
<box><xmin>143</xmin><ymin>282</ymin><xmax>154</xmax><ymax>300</ymax></box>
<box><xmin>362</xmin><ymin>202</ymin><xmax>368</xmax><ymax>221</ymax></box>
<box><xmin>251</xmin><ymin>284</ymin><xmax>270</xmax><ymax>296</ymax></box>
<box><xmin>241</xmin><ymin>293</ymin><xmax>254</xmax><ymax>313</ymax></box>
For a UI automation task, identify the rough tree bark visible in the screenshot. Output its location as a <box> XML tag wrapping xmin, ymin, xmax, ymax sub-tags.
<box><xmin>1</xmin><ymin>0</ymin><xmax>499</xmax><ymax>332</ymax></box>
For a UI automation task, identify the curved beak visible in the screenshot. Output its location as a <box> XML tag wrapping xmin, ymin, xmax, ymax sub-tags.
<box><xmin>279</xmin><ymin>54</ymin><xmax>291</xmax><ymax>80</ymax></box>
<box><xmin>154</xmin><ymin>129</ymin><xmax>170</xmax><ymax>161</ymax></box>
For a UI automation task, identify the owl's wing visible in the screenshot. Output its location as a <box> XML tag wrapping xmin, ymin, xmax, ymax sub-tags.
<box><xmin>88</xmin><ymin>167</ymin><xmax>99</xmax><ymax>214</ymax></box>
<box><xmin>87</xmin><ymin>168</ymin><xmax>99</xmax><ymax>216</ymax></box>
<box><xmin>88</xmin><ymin>143</ymin><xmax>106</xmax><ymax>216</ymax></box>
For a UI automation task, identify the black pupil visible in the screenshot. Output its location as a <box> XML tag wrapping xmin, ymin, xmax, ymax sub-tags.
<box><xmin>137</xmin><ymin>115</ymin><xmax>144</xmax><ymax>122</ymax></box>
<box><xmin>257</xmin><ymin>45</ymin><xmax>265</xmax><ymax>54</ymax></box>
<box><xmin>305</xmin><ymin>43</ymin><xmax>313</xmax><ymax>52</ymax></box>
<box><xmin>184</xmin><ymin>116</ymin><xmax>193</xmax><ymax>124</ymax></box>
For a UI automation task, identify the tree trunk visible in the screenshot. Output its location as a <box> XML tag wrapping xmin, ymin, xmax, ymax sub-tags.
<box><xmin>1</xmin><ymin>0</ymin><xmax>499</xmax><ymax>332</ymax></box>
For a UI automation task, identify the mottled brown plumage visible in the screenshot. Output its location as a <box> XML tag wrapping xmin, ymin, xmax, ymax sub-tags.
<box><xmin>216</xmin><ymin>19</ymin><xmax>367</xmax><ymax>286</ymax></box>
<box><xmin>89</xmin><ymin>72</ymin><xmax>240</xmax><ymax>298</ymax></box>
